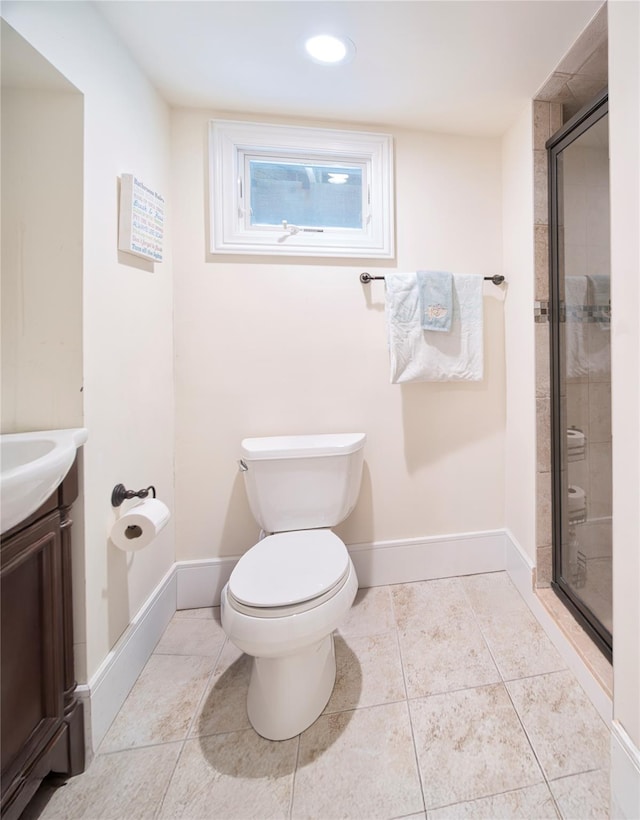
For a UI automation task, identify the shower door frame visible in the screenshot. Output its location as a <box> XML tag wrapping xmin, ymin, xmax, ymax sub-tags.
<box><xmin>547</xmin><ymin>88</ymin><xmax>612</xmax><ymax>660</ymax></box>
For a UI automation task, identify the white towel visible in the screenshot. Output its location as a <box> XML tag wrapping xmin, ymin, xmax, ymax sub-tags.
<box><xmin>587</xmin><ymin>274</ymin><xmax>611</xmax><ymax>331</ymax></box>
<box><xmin>386</xmin><ymin>273</ymin><xmax>483</xmax><ymax>383</ymax></box>
<box><xmin>586</xmin><ymin>274</ymin><xmax>611</xmax><ymax>378</ymax></box>
<box><xmin>565</xmin><ymin>275</ymin><xmax>589</xmax><ymax>379</ymax></box>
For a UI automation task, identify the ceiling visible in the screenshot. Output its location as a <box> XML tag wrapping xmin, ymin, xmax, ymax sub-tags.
<box><xmin>96</xmin><ymin>1</ymin><xmax>603</xmax><ymax>137</ymax></box>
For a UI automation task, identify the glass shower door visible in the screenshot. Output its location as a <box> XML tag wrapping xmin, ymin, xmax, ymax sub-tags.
<box><xmin>548</xmin><ymin>90</ymin><xmax>612</xmax><ymax>657</ymax></box>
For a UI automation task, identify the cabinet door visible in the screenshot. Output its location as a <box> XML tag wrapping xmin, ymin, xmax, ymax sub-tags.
<box><xmin>1</xmin><ymin>512</ymin><xmax>63</xmax><ymax>794</ymax></box>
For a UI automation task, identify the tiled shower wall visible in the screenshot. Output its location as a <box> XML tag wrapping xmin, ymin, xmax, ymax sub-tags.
<box><xmin>532</xmin><ymin>4</ymin><xmax>608</xmax><ymax>587</ymax></box>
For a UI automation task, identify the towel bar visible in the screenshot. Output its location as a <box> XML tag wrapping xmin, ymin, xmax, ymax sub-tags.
<box><xmin>360</xmin><ymin>272</ymin><xmax>505</xmax><ymax>286</ymax></box>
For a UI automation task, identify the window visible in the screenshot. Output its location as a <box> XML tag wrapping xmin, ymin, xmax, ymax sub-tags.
<box><xmin>248</xmin><ymin>159</ymin><xmax>363</xmax><ymax>230</ymax></box>
<box><xmin>209</xmin><ymin>120</ymin><xmax>394</xmax><ymax>258</ymax></box>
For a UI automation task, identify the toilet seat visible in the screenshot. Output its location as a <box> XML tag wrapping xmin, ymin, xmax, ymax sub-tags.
<box><xmin>227</xmin><ymin>570</ymin><xmax>350</xmax><ymax>618</ymax></box>
<box><xmin>227</xmin><ymin>529</ymin><xmax>350</xmax><ymax>616</ymax></box>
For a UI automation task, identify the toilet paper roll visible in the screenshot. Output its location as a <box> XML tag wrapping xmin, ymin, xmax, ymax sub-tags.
<box><xmin>567</xmin><ymin>429</ymin><xmax>586</xmax><ymax>448</ymax></box>
<box><xmin>110</xmin><ymin>498</ymin><xmax>170</xmax><ymax>551</ymax></box>
<box><xmin>567</xmin><ymin>485</ymin><xmax>586</xmax><ymax>514</ymax></box>
<box><xmin>567</xmin><ymin>428</ymin><xmax>586</xmax><ymax>462</ymax></box>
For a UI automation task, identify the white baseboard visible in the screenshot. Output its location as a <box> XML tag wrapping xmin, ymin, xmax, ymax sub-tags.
<box><xmin>504</xmin><ymin>529</ymin><xmax>612</xmax><ymax>726</ymax></box>
<box><xmin>176</xmin><ymin>557</ymin><xmax>238</xmax><ymax>609</ymax></box>
<box><xmin>346</xmin><ymin>530</ymin><xmax>507</xmax><ymax>588</ymax></box>
<box><xmin>76</xmin><ymin>565</ymin><xmax>177</xmax><ymax>753</ymax></box>
<box><xmin>611</xmin><ymin>721</ymin><xmax>640</xmax><ymax>820</ymax></box>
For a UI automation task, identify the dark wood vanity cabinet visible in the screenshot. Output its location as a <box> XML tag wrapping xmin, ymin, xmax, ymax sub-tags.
<box><xmin>1</xmin><ymin>460</ymin><xmax>85</xmax><ymax>819</ymax></box>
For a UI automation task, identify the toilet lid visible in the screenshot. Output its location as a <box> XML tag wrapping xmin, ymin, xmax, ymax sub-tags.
<box><xmin>228</xmin><ymin>530</ymin><xmax>350</xmax><ymax>608</ymax></box>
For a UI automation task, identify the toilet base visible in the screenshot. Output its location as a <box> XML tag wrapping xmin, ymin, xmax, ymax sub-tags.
<box><xmin>247</xmin><ymin>633</ymin><xmax>336</xmax><ymax>741</ymax></box>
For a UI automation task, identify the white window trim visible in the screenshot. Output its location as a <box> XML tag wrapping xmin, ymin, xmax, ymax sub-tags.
<box><xmin>209</xmin><ymin>120</ymin><xmax>394</xmax><ymax>258</ymax></box>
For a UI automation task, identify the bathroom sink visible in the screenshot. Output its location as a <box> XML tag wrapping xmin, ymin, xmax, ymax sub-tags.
<box><xmin>1</xmin><ymin>428</ymin><xmax>88</xmax><ymax>534</ymax></box>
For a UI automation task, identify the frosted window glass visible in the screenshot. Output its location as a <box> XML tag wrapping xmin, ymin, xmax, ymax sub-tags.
<box><xmin>249</xmin><ymin>160</ymin><xmax>363</xmax><ymax>229</ymax></box>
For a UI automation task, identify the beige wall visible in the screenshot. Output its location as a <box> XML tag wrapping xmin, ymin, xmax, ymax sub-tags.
<box><xmin>172</xmin><ymin>109</ymin><xmax>506</xmax><ymax>560</ymax></box>
<box><xmin>501</xmin><ymin>101</ymin><xmax>537</xmax><ymax>561</ymax></box>
<box><xmin>609</xmin><ymin>0</ymin><xmax>640</xmax><ymax>753</ymax></box>
<box><xmin>1</xmin><ymin>85</ymin><xmax>83</xmax><ymax>433</ymax></box>
<box><xmin>1</xmin><ymin>2</ymin><xmax>176</xmax><ymax>681</ymax></box>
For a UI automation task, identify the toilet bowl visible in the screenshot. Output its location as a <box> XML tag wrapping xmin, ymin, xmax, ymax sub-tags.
<box><xmin>220</xmin><ymin>433</ymin><xmax>365</xmax><ymax>740</ymax></box>
<box><xmin>222</xmin><ymin>529</ymin><xmax>358</xmax><ymax>740</ymax></box>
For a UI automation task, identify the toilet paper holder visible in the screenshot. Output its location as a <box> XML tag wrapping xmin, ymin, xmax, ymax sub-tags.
<box><xmin>111</xmin><ymin>483</ymin><xmax>156</xmax><ymax>507</ymax></box>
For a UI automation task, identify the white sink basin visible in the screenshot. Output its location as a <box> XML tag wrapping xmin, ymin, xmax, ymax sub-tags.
<box><xmin>1</xmin><ymin>428</ymin><xmax>88</xmax><ymax>534</ymax></box>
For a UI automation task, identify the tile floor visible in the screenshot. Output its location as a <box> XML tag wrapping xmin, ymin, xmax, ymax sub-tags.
<box><xmin>25</xmin><ymin>572</ymin><xmax>611</xmax><ymax>819</ymax></box>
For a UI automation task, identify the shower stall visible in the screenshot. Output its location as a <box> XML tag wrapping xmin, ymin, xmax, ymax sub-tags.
<box><xmin>547</xmin><ymin>89</ymin><xmax>612</xmax><ymax>658</ymax></box>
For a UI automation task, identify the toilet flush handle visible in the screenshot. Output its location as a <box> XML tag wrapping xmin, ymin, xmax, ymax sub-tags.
<box><xmin>238</xmin><ymin>459</ymin><xmax>248</xmax><ymax>472</ymax></box>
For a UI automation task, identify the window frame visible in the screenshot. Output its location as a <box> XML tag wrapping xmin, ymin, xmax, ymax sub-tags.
<box><xmin>209</xmin><ymin>120</ymin><xmax>394</xmax><ymax>258</ymax></box>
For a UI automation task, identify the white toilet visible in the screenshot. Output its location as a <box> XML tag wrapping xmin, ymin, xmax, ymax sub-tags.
<box><xmin>220</xmin><ymin>432</ymin><xmax>366</xmax><ymax>741</ymax></box>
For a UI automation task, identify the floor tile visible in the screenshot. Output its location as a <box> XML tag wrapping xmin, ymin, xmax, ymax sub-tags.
<box><xmin>475</xmin><ymin>607</ymin><xmax>566</xmax><ymax>681</ymax></box>
<box><xmin>506</xmin><ymin>671</ymin><xmax>610</xmax><ymax>780</ymax></box>
<box><xmin>22</xmin><ymin>743</ymin><xmax>181</xmax><ymax>820</ymax></box>
<box><xmin>338</xmin><ymin>585</ymin><xmax>396</xmax><ymax>637</ymax></box>
<box><xmin>158</xmin><ymin>731</ymin><xmax>297</xmax><ymax>819</ymax></box>
<box><xmin>427</xmin><ymin>783</ymin><xmax>560</xmax><ymax>819</ymax></box>
<box><xmin>399</xmin><ymin>617</ymin><xmax>500</xmax><ymax>698</ymax></box>
<box><xmin>548</xmin><ymin>769</ymin><xmax>610</xmax><ymax>819</ymax></box>
<box><xmin>324</xmin><ymin>632</ymin><xmax>405</xmax><ymax>713</ymax></box>
<box><xmin>410</xmin><ymin>684</ymin><xmax>544</xmax><ymax>810</ymax></box>
<box><xmin>292</xmin><ymin>701</ymin><xmax>424</xmax><ymax>819</ymax></box>
<box><xmin>154</xmin><ymin>617</ymin><xmax>226</xmax><ymax>657</ymax></box>
<box><xmin>20</xmin><ymin>579</ymin><xmax>612</xmax><ymax>820</ymax></box>
<box><xmin>462</xmin><ymin>572</ymin><xmax>567</xmax><ymax>681</ymax></box>
<box><xmin>462</xmin><ymin>572</ymin><xmax>529</xmax><ymax>618</ymax></box>
<box><xmin>391</xmin><ymin>578</ymin><xmax>471</xmax><ymax>630</ymax></box>
<box><xmin>190</xmin><ymin>641</ymin><xmax>252</xmax><ymax>737</ymax></box>
<box><xmin>99</xmin><ymin>654</ymin><xmax>215</xmax><ymax>752</ymax></box>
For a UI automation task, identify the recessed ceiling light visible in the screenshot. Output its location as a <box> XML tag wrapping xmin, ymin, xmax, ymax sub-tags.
<box><xmin>304</xmin><ymin>34</ymin><xmax>355</xmax><ymax>65</ymax></box>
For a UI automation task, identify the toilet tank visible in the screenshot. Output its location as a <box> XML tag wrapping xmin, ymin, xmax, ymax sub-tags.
<box><xmin>240</xmin><ymin>433</ymin><xmax>366</xmax><ymax>533</ymax></box>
